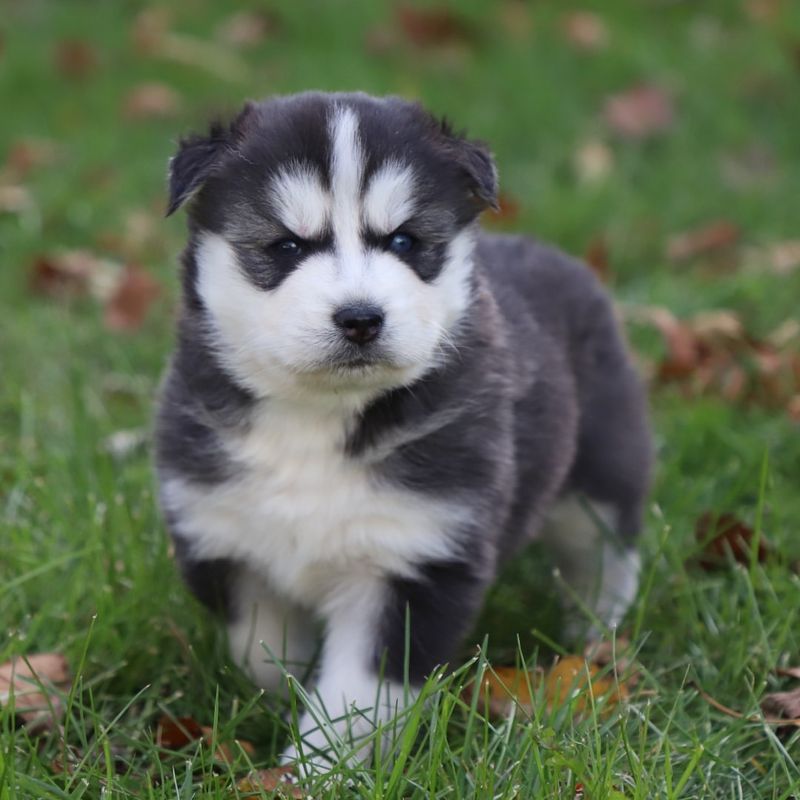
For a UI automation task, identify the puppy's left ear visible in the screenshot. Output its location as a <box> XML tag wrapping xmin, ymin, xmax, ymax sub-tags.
<box><xmin>166</xmin><ymin>102</ymin><xmax>256</xmax><ymax>216</ymax></box>
<box><xmin>457</xmin><ymin>138</ymin><xmax>499</xmax><ymax>212</ymax></box>
<box><xmin>436</xmin><ymin>116</ymin><xmax>499</xmax><ymax>212</ymax></box>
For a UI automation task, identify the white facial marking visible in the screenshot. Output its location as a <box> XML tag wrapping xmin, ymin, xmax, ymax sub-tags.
<box><xmin>194</xmin><ymin>104</ymin><xmax>478</xmax><ymax>401</ymax></box>
<box><xmin>329</xmin><ymin>106</ymin><xmax>364</xmax><ymax>262</ymax></box>
<box><xmin>270</xmin><ymin>164</ymin><xmax>330</xmax><ymax>239</ymax></box>
<box><xmin>363</xmin><ymin>161</ymin><xmax>416</xmax><ymax>234</ymax></box>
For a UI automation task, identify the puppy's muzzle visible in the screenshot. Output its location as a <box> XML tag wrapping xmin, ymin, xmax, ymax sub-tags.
<box><xmin>332</xmin><ymin>304</ymin><xmax>384</xmax><ymax>346</ymax></box>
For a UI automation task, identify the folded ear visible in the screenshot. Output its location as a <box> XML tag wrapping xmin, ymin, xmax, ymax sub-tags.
<box><xmin>459</xmin><ymin>138</ymin><xmax>499</xmax><ymax>211</ymax></box>
<box><xmin>166</xmin><ymin>103</ymin><xmax>256</xmax><ymax>216</ymax></box>
<box><xmin>438</xmin><ymin>117</ymin><xmax>499</xmax><ymax>212</ymax></box>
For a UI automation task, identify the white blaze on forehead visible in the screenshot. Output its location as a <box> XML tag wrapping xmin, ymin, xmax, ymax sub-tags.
<box><xmin>270</xmin><ymin>164</ymin><xmax>330</xmax><ymax>239</ymax></box>
<box><xmin>363</xmin><ymin>161</ymin><xmax>416</xmax><ymax>235</ymax></box>
<box><xmin>329</xmin><ymin>106</ymin><xmax>365</xmax><ymax>259</ymax></box>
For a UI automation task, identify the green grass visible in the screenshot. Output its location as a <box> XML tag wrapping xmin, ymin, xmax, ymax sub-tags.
<box><xmin>2</xmin><ymin>0</ymin><xmax>800</xmax><ymax>797</ymax></box>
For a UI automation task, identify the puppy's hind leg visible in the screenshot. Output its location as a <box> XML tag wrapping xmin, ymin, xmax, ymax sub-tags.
<box><xmin>545</xmin><ymin>284</ymin><xmax>652</xmax><ymax>639</ymax></box>
<box><xmin>538</xmin><ymin>495</ymin><xmax>641</xmax><ymax>639</ymax></box>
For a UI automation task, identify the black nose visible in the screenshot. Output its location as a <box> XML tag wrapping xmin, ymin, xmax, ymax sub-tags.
<box><xmin>332</xmin><ymin>305</ymin><xmax>384</xmax><ymax>345</ymax></box>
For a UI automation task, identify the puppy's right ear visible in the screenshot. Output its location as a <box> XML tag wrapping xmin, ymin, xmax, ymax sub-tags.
<box><xmin>166</xmin><ymin>103</ymin><xmax>256</xmax><ymax>216</ymax></box>
<box><xmin>166</xmin><ymin>124</ymin><xmax>228</xmax><ymax>216</ymax></box>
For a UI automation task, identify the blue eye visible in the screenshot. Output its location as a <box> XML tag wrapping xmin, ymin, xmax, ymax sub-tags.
<box><xmin>387</xmin><ymin>232</ymin><xmax>415</xmax><ymax>255</ymax></box>
<box><xmin>270</xmin><ymin>238</ymin><xmax>302</xmax><ymax>256</ymax></box>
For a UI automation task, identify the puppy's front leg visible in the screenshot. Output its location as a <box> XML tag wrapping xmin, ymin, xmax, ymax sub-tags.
<box><xmin>281</xmin><ymin>577</ymin><xmax>396</xmax><ymax>772</ymax></box>
<box><xmin>283</xmin><ymin>560</ymin><xmax>488</xmax><ymax>774</ymax></box>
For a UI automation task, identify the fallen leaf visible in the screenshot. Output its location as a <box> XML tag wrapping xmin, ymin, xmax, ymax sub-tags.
<box><xmin>155</xmin><ymin>714</ymin><xmax>255</xmax><ymax>764</ymax></box>
<box><xmin>54</xmin><ymin>39</ymin><xmax>98</xmax><ymax>79</ymax></box>
<box><xmin>604</xmin><ymin>84</ymin><xmax>674</xmax><ymax>140</ymax></box>
<box><xmin>0</xmin><ymin>185</ymin><xmax>34</xmax><ymax>215</ymax></box>
<box><xmin>155</xmin><ymin>715</ymin><xmax>205</xmax><ymax>750</ymax></box>
<box><xmin>29</xmin><ymin>250</ymin><xmax>122</xmax><ymax>301</ymax></box>
<box><xmin>666</xmin><ymin>220</ymin><xmax>740</xmax><ymax>263</ymax></box>
<box><xmin>573</xmin><ymin>139</ymin><xmax>614</xmax><ymax>183</ymax></box>
<box><xmin>395</xmin><ymin>5</ymin><xmax>474</xmax><ymax>48</ymax></box>
<box><xmin>123</xmin><ymin>83</ymin><xmax>182</xmax><ymax>119</ymax></box>
<box><xmin>633</xmin><ymin>307</ymin><xmax>700</xmax><ymax>379</ymax></box>
<box><xmin>775</xmin><ymin>665</ymin><xmax>800</xmax><ymax>680</ymax></box>
<box><xmin>696</xmin><ymin>683</ymin><xmax>800</xmax><ymax>728</ymax></box>
<box><xmin>0</xmin><ymin>653</ymin><xmax>71</xmax><ymax>732</ymax></box>
<box><xmin>216</xmin><ymin>11</ymin><xmax>279</xmax><ymax>48</ymax></box>
<box><xmin>238</xmin><ymin>766</ymin><xmax>303</xmax><ymax>798</ymax></box>
<box><xmin>694</xmin><ymin>511</ymin><xmax>771</xmax><ymax>571</ymax></box>
<box><xmin>2</xmin><ymin>137</ymin><xmax>61</xmax><ymax>179</ymax></box>
<box><xmin>584</xmin><ymin>236</ymin><xmax>611</xmax><ymax>282</ymax></box>
<box><xmin>761</xmin><ymin>688</ymin><xmax>800</xmax><ymax>728</ymax></box>
<box><xmin>765</xmin><ymin>241</ymin><xmax>800</xmax><ymax>275</ymax></box>
<box><xmin>543</xmin><ymin>655</ymin><xmax>626</xmax><ymax>714</ymax></box>
<box><xmin>475</xmin><ymin>665</ymin><xmax>541</xmax><ymax>716</ymax></box>
<box><xmin>103</xmin><ymin>264</ymin><xmax>161</xmax><ymax>331</ymax></box>
<box><xmin>561</xmin><ymin>11</ymin><xmax>609</xmax><ymax>52</ymax></box>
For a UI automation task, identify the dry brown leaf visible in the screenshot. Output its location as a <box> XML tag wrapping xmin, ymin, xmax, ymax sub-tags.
<box><xmin>561</xmin><ymin>11</ymin><xmax>609</xmax><ymax>52</ymax></box>
<box><xmin>666</xmin><ymin>220</ymin><xmax>740</xmax><ymax>263</ymax></box>
<box><xmin>775</xmin><ymin>665</ymin><xmax>800</xmax><ymax>680</ymax></box>
<box><xmin>54</xmin><ymin>39</ymin><xmax>98</xmax><ymax>79</ymax></box>
<box><xmin>29</xmin><ymin>250</ymin><xmax>122</xmax><ymax>301</ymax></box>
<box><xmin>474</xmin><ymin>665</ymin><xmax>541</xmax><ymax>716</ymax></box>
<box><xmin>604</xmin><ymin>84</ymin><xmax>674</xmax><ymax>140</ymax></box>
<box><xmin>0</xmin><ymin>653</ymin><xmax>71</xmax><ymax>731</ymax></box>
<box><xmin>472</xmin><ymin>655</ymin><xmax>627</xmax><ymax>718</ymax></box>
<box><xmin>155</xmin><ymin>714</ymin><xmax>255</xmax><ymax>764</ymax></box>
<box><xmin>123</xmin><ymin>83</ymin><xmax>181</xmax><ymax>120</ymax></box>
<box><xmin>238</xmin><ymin>766</ymin><xmax>304</xmax><ymax>798</ymax></box>
<box><xmin>584</xmin><ymin>236</ymin><xmax>611</xmax><ymax>283</ymax></box>
<box><xmin>693</xmin><ymin>511</ymin><xmax>771</xmax><ymax>571</ymax></box>
<box><xmin>155</xmin><ymin>715</ymin><xmax>205</xmax><ymax>750</ymax></box>
<box><xmin>103</xmin><ymin>264</ymin><xmax>161</xmax><ymax>331</ymax></box>
<box><xmin>395</xmin><ymin>5</ymin><xmax>474</xmax><ymax>48</ymax></box>
<box><xmin>573</xmin><ymin>139</ymin><xmax>614</xmax><ymax>183</ymax></box>
<box><xmin>216</xmin><ymin>11</ymin><xmax>279</xmax><ymax>48</ymax></box>
<box><xmin>765</xmin><ymin>241</ymin><xmax>800</xmax><ymax>275</ymax></box>
<box><xmin>635</xmin><ymin>307</ymin><xmax>700</xmax><ymax>380</ymax></box>
<box><xmin>761</xmin><ymin>688</ymin><xmax>800</xmax><ymax>725</ymax></box>
<box><xmin>544</xmin><ymin>655</ymin><xmax>626</xmax><ymax>713</ymax></box>
<box><xmin>0</xmin><ymin>185</ymin><xmax>34</xmax><ymax>215</ymax></box>
<box><xmin>2</xmin><ymin>137</ymin><xmax>60</xmax><ymax>179</ymax></box>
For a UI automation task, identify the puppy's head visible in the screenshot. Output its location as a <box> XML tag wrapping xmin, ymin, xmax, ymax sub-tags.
<box><xmin>169</xmin><ymin>92</ymin><xmax>497</xmax><ymax>401</ymax></box>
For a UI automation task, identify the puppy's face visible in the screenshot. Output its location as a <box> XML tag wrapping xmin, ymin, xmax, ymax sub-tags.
<box><xmin>169</xmin><ymin>92</ymin><xmax>497</xmax><ymax>401</ymax></box>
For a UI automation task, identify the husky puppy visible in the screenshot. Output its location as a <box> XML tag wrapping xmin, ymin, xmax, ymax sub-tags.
<box><xmin>155</xmin><ymin>91</ymin><xmax>652</xmax><ymax>769</ymax></box>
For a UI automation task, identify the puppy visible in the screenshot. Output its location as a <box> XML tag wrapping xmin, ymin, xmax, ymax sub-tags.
<box><xmin>155</xmin><ymin>91</ymin><xmax>652</xmax><ymax>769</ymax></box>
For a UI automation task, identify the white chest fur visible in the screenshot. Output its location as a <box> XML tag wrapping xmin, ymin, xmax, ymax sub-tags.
<box><xmin>162</xmin><ymin>399</ymin><xmax>465</xmax><ymax>608</ymax></box>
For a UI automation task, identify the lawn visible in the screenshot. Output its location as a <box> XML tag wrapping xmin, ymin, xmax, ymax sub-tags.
<box><xmin>2</xmin><ymin>1</ymin><xmax>800</xmax><ymax>797</ymax></box>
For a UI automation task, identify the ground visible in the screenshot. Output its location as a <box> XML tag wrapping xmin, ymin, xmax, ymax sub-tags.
<box><xmin>2</xmin><ymin>1</ymin><xmax>800</xmax><ymax>797</ymax></box>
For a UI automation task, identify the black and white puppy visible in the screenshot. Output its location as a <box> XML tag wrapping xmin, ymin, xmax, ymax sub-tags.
<box><xmin>155</xmin><ymin>91</ymin><xmax>652</xmax><ymax>768</ymax></box>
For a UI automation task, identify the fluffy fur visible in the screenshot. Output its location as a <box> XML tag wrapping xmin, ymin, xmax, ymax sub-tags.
<box><xmin>155</xmin><ymin>91</ymin><xmax>652</xmax><ymax>771</ymax></box>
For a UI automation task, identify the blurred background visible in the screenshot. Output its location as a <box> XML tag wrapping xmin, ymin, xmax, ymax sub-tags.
<box><xmin>2</xmin><ymin>0</ymin><xmax>800</xmax><ymax>791</ymax></box>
